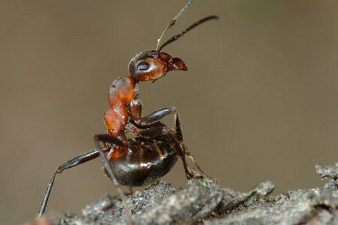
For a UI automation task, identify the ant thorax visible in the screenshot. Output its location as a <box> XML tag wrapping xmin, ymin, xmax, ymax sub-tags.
<box><xmin>105</xmin><ymin>77</ymin><xmax>136</xmax><ymax>136</ymax></box>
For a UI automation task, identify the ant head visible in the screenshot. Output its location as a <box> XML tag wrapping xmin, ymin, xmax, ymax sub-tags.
<box><xmin>128</xmin><ymin>51</ymin><xmax>187</xmax><ymax>82</ymax></box>
<box><xmin>128</xmin><ymin>0</ymin><xmax>218</xmax><ymax>82</ymax></box>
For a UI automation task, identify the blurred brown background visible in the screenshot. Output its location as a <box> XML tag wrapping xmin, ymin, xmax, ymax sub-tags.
<box><xmin>1</xmin><ymin>0</ymin><xmax>338</xmax><ymax>224</ymax></box>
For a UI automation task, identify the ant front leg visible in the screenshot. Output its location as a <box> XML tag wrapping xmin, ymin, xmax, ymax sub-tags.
<box><xmin>129</xmin><ymin>98</ymin><xmax>177</xmax><ymax>128</ymax></box>
<box><xmin>94</xmin><ymin>134</ymin><xmax>133</xmax><ymax>225</ymax></box>
<box><xmin>136</xmin><ymin>106</ymin><xmax>177</xmax><ymax>125</ymax></box>
<box><xmin>37</xmin><ymin>148</ymin><xmax>110</xmax><ymax>219</ymax></box>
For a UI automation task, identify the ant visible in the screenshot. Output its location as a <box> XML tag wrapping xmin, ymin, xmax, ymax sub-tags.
<box><xmin>37</xmin><ymin>0</ymin><xmax>218</xmax><ymax>223</ymax></box>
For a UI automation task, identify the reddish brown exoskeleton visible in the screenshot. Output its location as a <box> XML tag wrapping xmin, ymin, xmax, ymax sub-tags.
<box><xmin>37</xmin><ymin>0</ymin><xmax>218</xmax><ymax>223</ymax></box>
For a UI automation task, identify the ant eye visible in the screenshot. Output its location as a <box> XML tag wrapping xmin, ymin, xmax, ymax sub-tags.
<box><xmin>137</xmin><ymin>62</ymin><xmax>149</xmax><ymax>71</ymax></box>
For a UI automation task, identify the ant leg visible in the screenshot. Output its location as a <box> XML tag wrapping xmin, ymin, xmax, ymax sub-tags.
<box><xmin>167</xmin><ymin>114</ymin><xmax>193</xmax><ymax>179</ymax></box>
<box><xmin>184</xmin><ymin>147</ymin><xmax>207</xmax><ymax>176</ymax></box>
<box><xmin>128</xmin><ymin>187</ymin><xmax>134</xmax><ymax>195</ymax></box>
<box><xmin>94</xmin><ymin>134</ymin><xmax>133</xmax><ymax>225</ymax></box>
<box><xmin>174</xmin><ymin>113</ymin><xmax>183</xmax><ymax>144</ymax></box>
<box><xmin>131</xmin><ymin>107</ymin><xmax>177</xmax><ymax>127</ymax></box>
<box><xmin>37</xmin><ymin>148</ymin><xmax>109</xmax><ymax>219</ymax></box>
<box><xmin>174</xmin><ymin>114</ymin><xmax>206</xmax><ymax>177</ymax></box>
<box><xmin>125</xmin><ymin>121</ymin><xmax>167</xmax><ymax>136</ymax></box>
<box><xmin>95</xmin><ymin>133</ymin><xmax>124</xmax><ymax>146</ymax></box>
<box><xmin>134</xmin><ymin>124</ymin><xmax>169</xmax><ymax>138</ymax></box>
<box><xmin>172</xmin><ymin>137</ymin><xmax>194</xmax><ymax>179</ymax></box>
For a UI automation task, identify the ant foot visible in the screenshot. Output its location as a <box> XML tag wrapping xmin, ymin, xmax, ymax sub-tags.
<box><xmin>194</xmin><ymin>175</ymin><xmax>204</xmax><ymax>179</ymax></box>
<box><xmin>186</xmin><ymin>173</ymin><xmax>204</xmax><ymax>180</ymax></box>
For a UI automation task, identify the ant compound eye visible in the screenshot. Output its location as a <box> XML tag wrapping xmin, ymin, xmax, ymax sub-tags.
<box><xmin>137</xmin><ymin>62</ymin><xmax>149</xmax><ymax>71</ymax></box>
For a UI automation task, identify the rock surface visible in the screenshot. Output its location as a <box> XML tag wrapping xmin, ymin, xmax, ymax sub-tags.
<box><xmin>43</xmin><ymin>164</ymin><xmax>338</xmax><ymax>225</ymax></box>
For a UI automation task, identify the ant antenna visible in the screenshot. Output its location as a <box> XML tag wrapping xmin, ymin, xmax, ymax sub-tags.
<box><xmin>156</xmin><ymin>0</ymin><xmax>196</xmax><ymax>51</ymax></box>
<box><xmin>157</xmin><ymin>15</ymin><xmax>219</xmax><ymax>53</ymax></box>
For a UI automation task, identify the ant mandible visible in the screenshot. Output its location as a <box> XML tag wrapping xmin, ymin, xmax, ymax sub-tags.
<box><xmin>37</xmin><ymin>0</ymin><xmax>218</xmax><ymax>222</ymax></box>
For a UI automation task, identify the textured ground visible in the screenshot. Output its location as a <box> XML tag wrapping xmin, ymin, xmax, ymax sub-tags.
<box><xmin>37</xmin><ymin>163</ymin><xmax>338</xmax><ymax>225</ymax></box>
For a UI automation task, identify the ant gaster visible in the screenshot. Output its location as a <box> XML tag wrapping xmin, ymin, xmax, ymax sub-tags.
<box><xmin>37</xmin><ymin>0</ymin><xmax>218</xmax><ymax>223</ymax></box>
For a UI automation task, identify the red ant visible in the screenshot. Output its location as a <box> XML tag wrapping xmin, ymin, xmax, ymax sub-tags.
<box><xmin>37</xmin><ymin>0</ymin><xmax>218</xmax><ymax>223</ymax></box>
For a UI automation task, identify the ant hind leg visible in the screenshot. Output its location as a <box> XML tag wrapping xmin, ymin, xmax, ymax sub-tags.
<box><xmin>37</xmin><ymin>148</ymin><xmax>109</xmax><ymax>219</ymax></box>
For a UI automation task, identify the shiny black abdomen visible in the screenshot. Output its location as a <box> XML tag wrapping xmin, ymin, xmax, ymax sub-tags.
<box><xmin>106</xmin><ymin>133</ymin><xmax>179</xmax><ymax>187</ymax></box>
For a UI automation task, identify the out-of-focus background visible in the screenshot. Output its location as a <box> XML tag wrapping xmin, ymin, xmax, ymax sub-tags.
<box><xmin>1</xmin><ymin>0</ymin><xmax>338</xmax><ymax>224</ymax></box>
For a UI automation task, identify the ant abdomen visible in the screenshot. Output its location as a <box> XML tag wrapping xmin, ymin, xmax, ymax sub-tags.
<box><xmin>106</xmin><ymin>133</ymin><xmax>179</xmax><ymax>186</ymax></box>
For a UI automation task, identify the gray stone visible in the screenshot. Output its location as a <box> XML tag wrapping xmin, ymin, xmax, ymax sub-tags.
<box><xmin>45</xmin><ymin>164</ymin><xmax>338</xmax><ymax>225</ymax></box>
